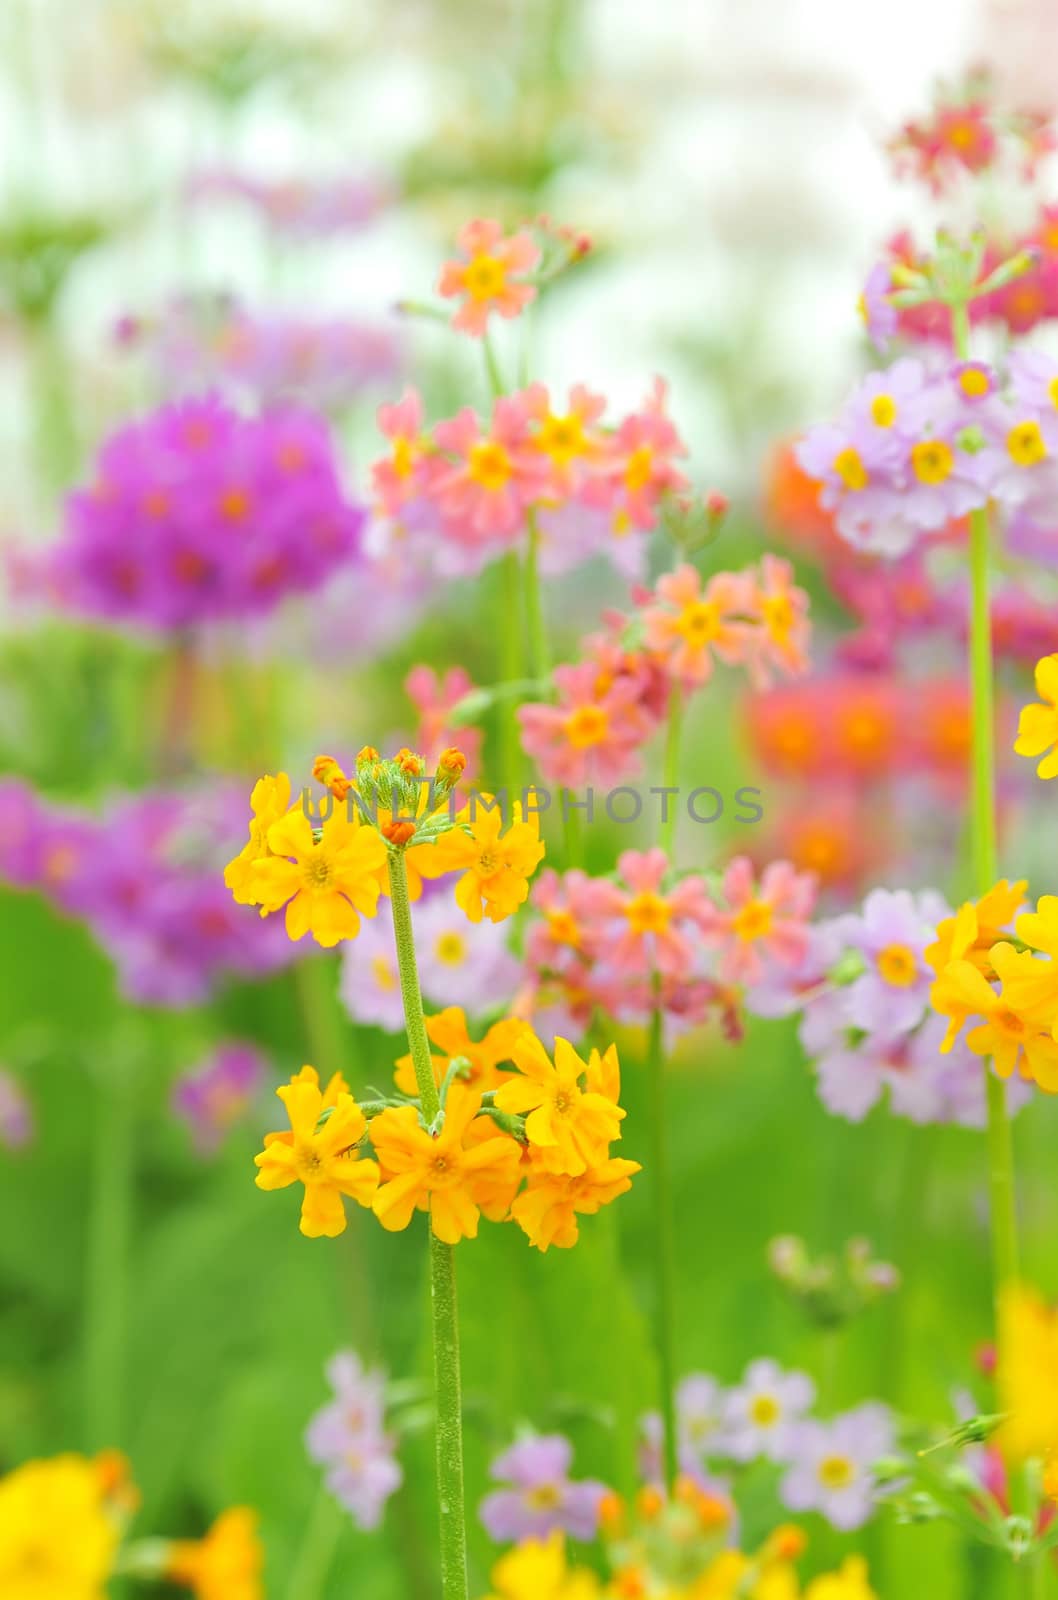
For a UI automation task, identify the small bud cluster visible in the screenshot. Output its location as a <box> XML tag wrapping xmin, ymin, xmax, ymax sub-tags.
<box><xmin>310</xmin><ymin>747</ymin><xmax>467</xmax><ymax>848</ymax></box>
<box><xmin>768</xmin><ymin>1235</ymin><xmax>900</xmax><ymax>1329</ymax></box>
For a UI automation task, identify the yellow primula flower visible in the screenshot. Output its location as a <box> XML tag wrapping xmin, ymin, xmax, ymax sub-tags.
<box><xmin>393</xmin><ymin>1007</ymin><xmax>530</xmax><ymax>1096</ymax></box>
<box><xmin>482</xmin><ymin>1532</ymin><xmax>601</xmax><ymax>1600</ymax></box>
<box><xmin>223</xmin><ymin>772</ymin><xmax>294</xmax><ymax>904</ymax></box>
<box><xmin>804</xmin><ymin>1557</ymin><xmax>877</xmax><ymax>1600</ymax></box>
<box><xmin>371</xmin><ymin>1084</ymin><xmax>523</xmax><ymax>1243</ymax></box>
<box><xmin>254</xmin><ymin>1073</ymin><xmax>379</xmax><ymax>1238</ymax></box>
<box><xmin>0</xmin><ymin>1453</ymin><xmax>120</xmax><ymax>1600</ymax></box>
<box><xmin>1015</xmin><ymin>652</ymin><xmax>1058</xmax><ymax>778</ymax></box>
<box><xmin>166</xmin><ymin>1507</ymin><xmax>263</xmax><ymax>1600</ymax></box>
<box><xmin>925</xmin><ymin>879</ymin><xmax>1026</xmax><ymax>977</ymax></box>
<box><xmin>995</xmin><ymin>1284</ymin><xmax>1058</xmax><ymax>1464</ymax></box>
<box><xmin>430</xmin><ymin>795</ymin><xmax>545</xmax><ymax>923</ymax></box>
<box><xmin>511</xmin><ymin>1149</ymin><xmax>641</xmax><ymax>1251</ymax></box>
<box><xmin>252</xmin><ymin>805</ymin><xmax>388</xmax><ymax>946</ymax></box>
<box><xmin>931</xmin><ymin>944</ymin><xmax>1058</xmax><ymax>1088</ymax></box>
<box><xmin>494</xmin><ymin>1034</ymin><xmax>625</xmax><ymax>1175</ymax></box>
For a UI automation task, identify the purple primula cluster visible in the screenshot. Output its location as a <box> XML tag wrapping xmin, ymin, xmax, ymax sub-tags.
<box><xmin>171</xmin><ymin>1042</ymin><xmax>267</xmax><ymax>1154</ymax></box>
<box><xmin>305</xmin><ymin>1351</ymin><xmax>403</xmax><ymax>1530</ymax></box>
<box><xmin>797</xmin><ymin>350</ymin><xmax>1058</xmax><ymax>557</ymax></box>
<box><xmin>186</xmin><ymin>168</ymin><xmax>389</xmax><ymax>236</ymax></box>
<box><xmin>339</xmin><ymin>889</ymin><xmax>521</xmax><ymax>1032</ymax></box>
<box><xmin>641</xmin><ymin>1367</ymin><xmax>892</xmax><ymax>1533</ymax></box>
<box><xmin>746</xmin><ymin>889</ymin><xmax>1034</xmax><ymax>1127</ymax></box>
<box><xmin>118</xmin><ymin>296</ymin><xmax>402</xmax><ymax>415</ymax></box>
<box><xmin>0</xmin><ymin>777</ymin><xmax>297</xmax><ymax>1007</ymax></box>
<box><xmin>479</xmin><ymin>1434</ymin><xmax>610</xmax><ymax>1544</ymax></box>
<box><xmin>50</xmin><ymin>394</ymin><xmax>364</xmax><ymax>631</ymax></box>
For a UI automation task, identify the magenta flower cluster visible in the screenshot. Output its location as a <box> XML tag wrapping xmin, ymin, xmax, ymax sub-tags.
<box><xmin>50</xmin><ymin>395</ymin><xmax>365</xmax><ymax>631</ymax></box>
<box><xmin>171</xmin><ymin>1042</ymin><xmax>268</xmax><ymax>1154</ymax></box>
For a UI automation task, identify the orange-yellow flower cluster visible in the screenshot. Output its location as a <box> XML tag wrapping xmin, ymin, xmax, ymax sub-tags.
<box><xmin>253</xmin><ymin>1030</ymin><xmax>639</xmax><ymax>1251</ymax></box>
<box><xmin>1015</xmin><ymin>653</ymin><xmax>1058</xmax><ymax>778</ymax></box>
<box><xmin>995</xmin><ymin>1282</ymin><xmax>1058</xmax><ymax>1466</ymax></box>
<box><xmin>224</xmin><ymin>751</ymin><xmax>544</xmax><ymax>946</ymax></box>
<box><xmin>927</xmin><ymin>880</ymin><xmax>1058</xmax><ymax>1091</ymax></box>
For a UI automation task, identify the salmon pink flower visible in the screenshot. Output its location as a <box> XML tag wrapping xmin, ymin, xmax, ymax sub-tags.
<box><xmin>372</xmin><ymin>388</ymin><xmax>431</xmax><ymax>514</ymax></box>
<box><xmin>746</xmin><ymin>555</ymin><xmax>812</xmax><ymax>686</ymax></box>
<box><xmin>433</xmin><ymin>396</ymin><xmax>550</xmax><ymax>544</ymax></box>
<box><xmin>643</xmin><ymin>564</ymin><xmax>758</xmax><ymax>688</ymax></box>
<box><xmin>590</xmin><ymin>378</ymin><xmax>689</xmax><ymax>530</ymax></box>
<box><xmin>700</xmin><ymin>857</ymin><xmax>817</xmax><ymax>985</ymax></box>
<box><xmin>600</xmin><ymin>848</ymin><xmax>714</xmax><ymax>979</ymax></box>
<box><xmin>525</xmin><ymin>382</ymin><xmax>607</xmax><ymax>495</ymax></box>
<box><xmin>438</xmin><ymin>218</ymin><xmax>541</xmax><ymax>337</ymax></box>
<box><xmin>404</xmin><ymin>663</ymin><xmax>482</xmax><ymax>778</ymax></box>
<box><xmin>518</xmin><ymin>661</ymin><xmax>653</xmax><ymax>787</ymax></box>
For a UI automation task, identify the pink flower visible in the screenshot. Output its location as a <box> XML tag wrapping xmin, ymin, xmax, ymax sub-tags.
<box><xmin>746</xmin><ymin>554</ymin><xmax>812</xmax><ymax>687</ymax></box>
<box><xmin>589</xmin><ymin>378</ymin><xmax>689</xmax><ymax>530</ymax></box>
<box><xmin>438</xmin><ymin>219</ymin><xmax>541</xmax><ymax>337</ymax></box>
<box><xmin>433</xmin><ymin>395</ymin><xmax>550</xmax><ymax>544</ymax></box>
<box><xmin>600</xmin><ymin>848</ymin><xmax>714</xmax><ymax>979</ymax></box>
<box><xmin>526</xmin><ymin>867</ymin><xmax>614</xmax><ymax>974</ymax></box>
<box><xmin>643</xmin><ymin>564</ymin><xmax>758</xmax><ymax>688</ymax></box>
<box><xmin>518</xmin><ymin>661</ymin><xmax>652</xmax><ymax>786</ymax></box>
<box><xmin>404</xmin><ymin>664</ymin><xmax>482</xmax><ymax>779</ymax></box>
<box><xmin>524</xmin><ymin>382</ymin><xmax>607</xmax><ymax>497</ymax></box>
<box><xmin>700</xmin><ymin>856</ymin><xmax>817</xmax><ymax>985</ymax></box>
<box><xmin>372</xmin><ymin>388</ymin><xmax>430</xmax><ymax>514</ymax></box>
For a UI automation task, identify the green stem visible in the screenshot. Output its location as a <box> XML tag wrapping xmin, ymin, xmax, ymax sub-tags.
<box><xmin>292</xmin><ymin>957</ymin><xmax>348</xmax><ymax>1086</ymax></box>
<box><xmin>952</xmin><ymin>300</ymin><xmax>1020</xmax><ymax>1313</ymax></box>
<box><xmin>524</xmin><ymin>509</ymin><xmax>550</xmax><ymax>683</ymax></box>
<box><xmin>660</xmin><ymin>687</ymin><xmax>683</xmax><ymax>859</ymax></box>
<box><xmin>646</xmin><ymin>1002</ymin><xmax>679</xmax><ymax>1489</ymax></box>
<box><xmin>284</xmin><ymin>1482</ymin><xmax>343</xmax><ymax>1600</ymax></box>
<box><xmin>388</xmin><ymin>851</ymin><xmax>468</xmax><ymax>1600</ymax></box>
<box><xmin>499</xmin><ymin>551</ymin><xmax>525</xmax><ymax>802</ymax></box>
<box><xmin>84</xmin><ymin>1055</ymin><xmax>134</xmax><ymax>1448</ymax></box>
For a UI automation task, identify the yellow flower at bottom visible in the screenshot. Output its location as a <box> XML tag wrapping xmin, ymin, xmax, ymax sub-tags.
<box><xmin>254</xmin><ymin>1074</ymin><xmax>379</xmax><ymax>1237</ymax></box>
<box><xmin>0</xmin><ymin>1454</ymin><xmax>119</xmax><ymax>1600</ymax></box>
<box><xmin>804</xmin><ymin>1558</ymin><xmax>877</xmax><ymax>1600</ymax></box>
<box><xmin>430</xmin><ymin>796</ymin><xmax>545</xmax><ymax>923</ymax></box>
<box><xmin>482</xmin><ymin>1532</ymin><xmax>600</xmax><ymax>1600</ymax></box>
<box><xmin>995</xmin><ymin>1283</ymin><xmax>1058</xmax><ymax>1465</ymax></box>
<box><xmin>1015</xmin><ymin>653</ymin><xmax>1058</xmax><ymax>778</ymax></box>
<box><xmin>167</xmin><ymin>1507</ymin><xmax>263</xmax><ymax>1600</ymax></box>
<box><xmin>252</xmin><ymin>807</ymin><xmax>388</xmax><ymax>946</ymax></box>
<box><xmin>511</xmin><ymin>1153</ymin><xmax>641</xmax><ymax>1251</ymax></box>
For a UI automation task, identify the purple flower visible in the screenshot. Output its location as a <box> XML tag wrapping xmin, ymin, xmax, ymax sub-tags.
<box><xmin>780</xmin><ymin>1403</ymin><xmax>895</xmax><ymax>1530</ymax></box>
<box><xmin>722</xmin><ymin>1359</ymin><xmax>815</xmax><ymax>1463</ymax></box>
<box><xmin>0</xmin><ymin>1071</ymin><xmax>33</xmax><ymax>1150</ymax></box>
<box><xmin>305</xmin><ymin>1351</ymin><xmax>403</xmax><ymax>1531</ymax></box>
<box><xmin>172</xmin><ymin>1042</ymin><xmax>267</xmax><ymax>1154</ymax></box>
<box><xmin>186</xmin><ymin>168</ymin><xmax>390</xmax><ymax>237</ymax></box>
<box><xmin>51</xmin><ymin>394</ymin><xmax>364</xmax><ymax>631</ymax></box>
<box><xmin>338</xmin><ymin>906</ymin><xmax>406</xmax><ymax>1032</ymax></box>
<box><xmin>842</xmin><ymin>888</ymin><xmax>946</xmax><ymax>1034</ymax></box>
<box><xmin>859</xmin><ymin>262</ymin><xmax>897</xmax><ymax>352</ymax></box>
<box><xmin>415</xmin><ymin>893</ymin><xmax>520</xmax><ymax>1013</ymax></box>
<box><xmin>479</xmin><ymin>1434</ymin><xmax>608</xmax><ymax>1544</ymax></box>
<box><xmin>641</xmin><ymin>1373</ymin><xmax>731</xmax><ymax>1484</ymax></box>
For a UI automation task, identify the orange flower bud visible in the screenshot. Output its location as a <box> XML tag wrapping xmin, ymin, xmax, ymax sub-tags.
<box><xmin>597</xmin><ymin>1490</ymin><xmax>625</xmax><ymax>1533</ymax></box>
<box><xmin>312</xmin><ymin>755</ymin><xmax>352</xmax><ymax>800</ymax></box>
<box><xmin>356</xmin><ymin>745</ymin><xmax>381</xmax><ymax>765</ymax></box>
<box><xmin>636</xmin><ymin>1484</ymin><xmax>664</xmax><ymax>1521</ymax></box>
<box><xmin>766</xmin><ymin>1524</ymin><xmax>808</xmax><ymax>1561</ymax></box>
<box><xmin>395</xmin><ymin>747</ymin><xmax>425</xmax><ymax>776</ymax></box>
<box><xmin>382</xmin><ymin>818</ymin><xmax>417</xmax><ymax>847</ymax></box>
<box><xmin>437</xmin><ymin>746</ymin><xmax>467</xmax><ymax>781</ymax></box>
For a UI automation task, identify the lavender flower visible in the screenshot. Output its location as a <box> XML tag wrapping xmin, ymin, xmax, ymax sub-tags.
<box><xmin>859</xmin><ymin>262</ymin><xmax>898</xmax><ymax>352</ymax></box>
<box><xmin>338</xmin><ymin>906</ymin><xmax>406</xmax><ymax>1032</ymax></box>
<box><xmin>479</xmin><ymin>1434</ymin><xmax>608</xmax><ymax>1543</ymax></box>
<box><xmin>842</xmin><ymin>888</ymin><xmax>946</xmax><ymax>1034</ymax></box>
<box><xmin>186</xmin><ymin>168</ymin><xmax>389</xmax><ymax>237</ymax></box>
<box><xmin>171</xmin><ymin>1042</ymin><xmax>267</xmax><ymax>1154</ymax></box>
<box><xmin>721</xmin><ymin>1359</ymin><xmax>816</xmax><ymax>1462</ymax></box>
<box><xmin>780</xmin><ymin>1403</ymin><xmax>895</xmax><ymax>1530</ymax></box>
<box><xmin>305</xmin><ymin>1351</ymin><xmax>403</xmax><ymax>1530</ymax></box>
<box><xmin>0</xmin><ymin>1071</ymin><xmax>33</xmax><ymax>1150</ymax></box>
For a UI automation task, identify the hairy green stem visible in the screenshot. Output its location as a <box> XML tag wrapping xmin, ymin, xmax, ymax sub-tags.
<box><xmin>84</xmin><ymin>1055</ymin><xmax>134</xmax><ymax>1449</ymax></box>
<box><xmin>646</xmin><ymin>1002</ymin><xmax>679</xmax><ymax>1489</ymax></box>
<box><xmin>389</xmin><ymin>851</ymin><xmax>468</xmax><ymax>1600</ymax></box>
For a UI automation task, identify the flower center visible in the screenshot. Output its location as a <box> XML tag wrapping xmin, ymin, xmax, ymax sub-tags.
<box><xmin>750</xmin><ymin>1394</ymin><xmax>781</xmax><ymax>1427</ymax></box>
<box><xmin>371</xmin><ymin>954</ymin><xmax>398</xmax><ymax>991</ymax></box>
<box><xmin>524</xmin><ymin>1483</ymin><xmax>562</xmax><ymax>1510</ymax></box>
<box><xmin>876</xmin><ymin>942</ymin><xmax>918</xmax><ymax>987</ymax></box>
<box><xmin>219</xmin><ymin>486</ymin><xmax>251</xmax><ymax>521</ymax></box>
<box><xmin>733</xmin><ymin>899</ymin><xmax>773</xmax><ymax>942</ymax></box>
<box><xmin>626</xmin><ymin>891</ymin><xmax>672</xmax><ymax>934</ymax></box>
<box><xmin>996</xmin><ymin>1006</ymin><xmax>1027</xmax><ymax>1036</ymax></box>
<box><xmin>468</xmin><ymin>441</ymin><xmax>513</xmax><ymax>491</ymax></box>
<box><xmin>564</xmin><ymin>704</ymin><xmax>611</xmax><ymax>749</ymax></box>
<box><xmin>677</xmin><ymin>599</ymin><xmax>721</xmax><ymax>645</ymax></box>
<box><xmin>624</xmin><ymin>445</ymin><xmax>654</xmax><ymax>491</ymax></box>
<box><xmin>538</xmin><ymin>413</ymin><xmax>587</xmax><ymax>464</ymax></box>
<box><xmin>833</xmin><ymin>446</ymin><xmax>868</xmax><ymax>491</ymax></box>
<box><xmin>477</xmin><ymin>848</ymin><xmax>500</xmax><ymax>876</ymax></box>
<box><xmin>1049</xmin><ymin>377</ymin><xmax>1058</xmax><ymax>411</ymax></box>
<box><xmin>553</xmin><ymin>1089</ymin><xmax>574</xmax><ymax>1116</ymax></box>
<box><xmin>959</xmin><ymin>365</ymin><xmax>991</xmax><ymax>399</ymax></box>
<box><xmin>761</xmin><ymin>593</ymin><xmax>794</xmax><ymax>640</ymax></box>
<box><xmin>434</xmin><ymin>932</ymin><xmax>467</xmax><ymax>965</ymax></box>
<box><xmin>911</xmin><ymin>439</ymin><xmax>954</xmax><ymax>485</ymax></box>
<box><xmin>547</xmin><ymin>910</ymin><xmax>581</xmax><ymax>946</ymax></box>
<box><xmin>294</xmin><ymin>1142</ymin><xmax>323</xmax><ymax>1182</ymax></box>
<box><xmin>1007</xmin><ymin>420</ymin><xmax>1048</xmax><ymax>467</ymax></box>
<box><xmin>818</xmin><ymin>1454</ymin><xmax>855</xmax><ymax>1489</ymax></box>
<box><xmin>392</xmin><ymin>436</ymin><xmax>416</xmax><ymax>478</ymax></box>
<box><xmin>870</xmin><ymin>394</ymin><xmax>897</xmax><ymax>427</ymax></box>
<box><xmin>303</xmin><ymin>851</ymin><xmax>334</xmax><ymax>889</ymax></box>
<box><xmin>143</xmin><ymin>487</ymin><xmax>170</xmax><ymax>517</ymax></box>
<box><xmin>463</xmin><ymin>253</ymin><xmax>508</xmax><ymax>301</ymax></box>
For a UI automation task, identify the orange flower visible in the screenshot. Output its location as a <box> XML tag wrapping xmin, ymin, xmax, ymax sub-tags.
<box><xmin>493</xmin><ymin>1035</ymin><xmax>625</xmax><ymax>1176</ymax></box>
<box><xmin>438</xmin><ymin>218</ymin><xmax>540</xmax><ymax>337</ymax></box>
<box><xmin>251</xmin><ymin>806</ymin><xmax>388</xmax><ymax>946</ymax></box>
<box><xmin>370</xmin><ymin>1085</ymin><xmax>523</xmax><ymax>1243</ymax></box>
<box><xmin>511</xmin><ymin>1154</ymin><xmax>641</xmax><ymax>1251</ymax></box>
<box><xmin>393</xmin><ymin>1007</ymin><xmax>530</xmax><ymax>1096</ymax></box>
<box><xmin>167</xmin><ymin>1507</ymin><xmax>263</xmax><ymax>1600</ymax></box>
<box><xmin>254</xmin><ymin>1074</ymin><xmax>379</xmax><ymax>1238</ymax></box>
<box><xmin>429</xmin><ymin>796</ymin><xmax>545</xmax><ymax>924</ymax></box>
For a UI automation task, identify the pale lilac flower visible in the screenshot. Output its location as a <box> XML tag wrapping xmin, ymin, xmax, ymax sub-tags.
<box><xmin>338</xmin><ymin>905</ymin><xmax>406</xmax><ymax>1032</ymax></box>
<box><xmin>305</xmin><ymin>1351</ymin><xmax>402</xmax><ymax>1531</ymax></box>
<box><xmin>171</xmin><ymin>1042</ymin><xmax>267</xmax><ymax>1154</ymax></box>
<box><xmin>780</xmin><ymin>1403</ymin><xmax>895</xmax><ymax>1530</ymax></box>
<box><xmin>414</xmin><ymin>892</ymin><xmax>521</xmax><ymax>1013</ymax></box>
<box><xmin>722</xmin><ymin>1359</ymin><xmax>816</xmax><ymax>1462</ymax></box>
<box><xmin>744</xmin><ymin>921</ymin><xmax>845</xmax><ymax>1020</ymax></box>
<box><xmin>976</xmin><ymin>394</ymin><xmax>1058</xmax><ymax>509</ymax></box>
<box><xmin>860</xmin><ymin>262</ymin><xmax>898</xmax><ymax>352</ymax></box>
<box><xmin>479</xmin><ymin>1433</ymin><xmax>608</xmax><ymax>1543</ymax></box>
<box><xmin>842</xmin><ymin>888</ymin><xmax>946</xmax><ymax>1034</ymax></box>
<box><xmin>0</xmin><ymin>1071</ymin><xmax>33</xmax><ymax>1149</ymax></box>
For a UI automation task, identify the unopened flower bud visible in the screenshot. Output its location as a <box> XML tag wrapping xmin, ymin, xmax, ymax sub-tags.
<box><xmin>437</xmin><ymin>747</ymin><xmax>467</xmax><ymax>785</ymax></box>
<box><xmin>395</xmin><ymin>747</ymin><xmax>425</xmax><ymax>777</ymax></box>
<box><xmin>312</xmin><ymin>755</ymin><xmax>352</xmax><ymax>801</ymax></box>
<box><xmin>382</xmin><ymin>818</ymin><xmax>417</xmax><ymax>847</ymax></box>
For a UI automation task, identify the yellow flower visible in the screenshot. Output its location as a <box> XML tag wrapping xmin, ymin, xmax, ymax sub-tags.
<box><xmin>931</xmin><ymin>945</ymin><xmax>1058</xmax><ymax>1088</ymax></box>
<box><xmin>494</xmin><ymin>1034</ymin><xmax>625</xmax><ymax>1175</ymax></box>
<box><xmin>252</xmin><ymin>805</ymin><xmax>388</xmax><ymax>946</ymax></box>
<box><xmin>167</xmin><ymin>1507</ymin><xmax>263</xmax><ymax>1600</ymax></box>
<box><xmin>0</xmin><ymin>1453</ymin><xmax>119</xmax><ymax>1600</ymax></box>
<box><xmin>393</xmin><ymin>1007</ymin><xmax>530</xmax><ymax>1096</ymax></box>
<box><xmin>482</xmin><ymin>1532</ymin><xmax>601</xmax><ymax>1600</ymax></box>
<box><xmin>925</xmin><ymin>879</ymin><xmax>1026</xmax><ymax>977</ymax></box>
<box><xmin>429</xmin><ymin>796</ymin><xmax>545</xmax><ymax>923</ymax></box>
<box><xmin>223</xmin><ymin>772</ymin><xmax>294</xmax><ymax>904</ymax></box>
<box><xmin>996</xmin><ymin>1284</ymin><xmax>1058</xmax><ymax>1464</ymax></box>
<box><xmin>511</xmin><ymin>1151</ymin><xmax>641</xmax><ymax>1251</ymax></box>
<box><xmin>1015</xmin><ymin>653</ymin><xmax>1058</xmax><ymax>778</ymax></box>
<box><xmin>804</xmin><ymin>1557</ymin><xmax>877</xmax><ymax>1600</ymax></box>
<box><xmin>254</xmin><ymin>1074</ymin><xmax>379</xmax><ymax>1238</ymax></box>
<box><xmin>371</xmin><ymin>1084</ymin><xmax>523</xmax><ymax>1243</ymax></box>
